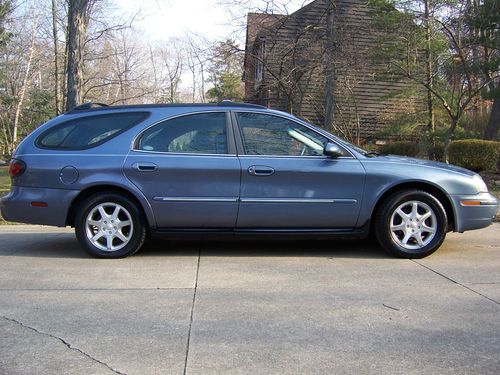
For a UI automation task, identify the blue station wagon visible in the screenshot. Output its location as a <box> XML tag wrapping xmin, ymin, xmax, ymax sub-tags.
<box><xmin>1</xmin><ymin>101</ymin><xmax>498</xmax><ymax>258</ymax></box>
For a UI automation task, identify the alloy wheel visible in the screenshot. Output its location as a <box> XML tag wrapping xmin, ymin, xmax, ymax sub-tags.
<box><xmin>85</xmin><ymin>202</ymin><xmax>134</xmax><ymax>252</ymax></box>
<box><xmin>389</xmin><ymin>200</ymin><xmax>437</xmax><ymax>250</ymax></box>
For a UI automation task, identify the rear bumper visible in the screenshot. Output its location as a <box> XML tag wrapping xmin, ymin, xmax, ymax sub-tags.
<box><xmin>0</xmin><ymin>186</ymin><xmax>79</xmax><ymax>227</ymax></box>
<box><xmin>450</xmin><ymin>193</ymin><xmax>498</xmax><ymax>232</ymax></box>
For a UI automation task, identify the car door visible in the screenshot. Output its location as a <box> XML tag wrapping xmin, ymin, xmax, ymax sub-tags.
<box><xmin>233</xmin><ymin>111</ymin><xmax>366</xmax><ymax>229</ymax></box>
<box><xmin>124</xmin><ymin>111</ymin><xmax>240</xmax><ymax>228</ymax></box>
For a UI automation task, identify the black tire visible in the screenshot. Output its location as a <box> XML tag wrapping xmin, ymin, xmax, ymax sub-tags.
<box><xmin>375</xmin><ymin>190</ymin><xmax>447</xmax><ymax>259</ymax></box>
<box><xmin>75</xmin><ymin>192</ymin><xmax>146</xmax><ymax>258</ymax></box>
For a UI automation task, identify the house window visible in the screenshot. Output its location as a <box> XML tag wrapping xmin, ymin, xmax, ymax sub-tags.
<box><xmin>254</xmin><ymin>38</ymin><xmax>265</xmax><ymax>88</ymax></box>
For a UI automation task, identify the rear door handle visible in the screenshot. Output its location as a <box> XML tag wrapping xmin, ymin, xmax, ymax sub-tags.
<box><xmin>133</xmin><ymin>162</ymin><xmax>158</xmax><ymax>172</ymax></box>
<box><xmin>248</xmin><ymin>165</ymin><xmax>275</xmax><ymax>176</ymax></box>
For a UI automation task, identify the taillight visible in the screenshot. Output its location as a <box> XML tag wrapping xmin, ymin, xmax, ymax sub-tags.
<box><xmin>8</xmin><ymin>159</ymin><xmax>26</xmax><ymax>177</ymax></box>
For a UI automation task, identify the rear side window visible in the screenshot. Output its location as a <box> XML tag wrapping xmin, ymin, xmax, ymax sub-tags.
<box><xmin>136</xmin><ymin>112</ymin><xmax>228</xmax><ymax>154</ymax></box>
<box><xmin>36</xmin><ymin>112</ymin><xmax>149</xmax><ymax>150</ymax></box>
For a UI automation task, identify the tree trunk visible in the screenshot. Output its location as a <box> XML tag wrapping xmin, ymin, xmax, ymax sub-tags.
<box><xmin>324</xmin><ymin>0</ymin><xmax>336</xmax><ymax>131</ymax></box>
<box><xmin>424</xmin><ymin>0</ymin><xmax>434</xmax><ymax>133</ymax></box>
<box><xmin>443</xmin><ymin>117</ymin><xmax>459</xmax><ymax>163</ymax></box>
<box><xmin>61</xmin><ymin>25</ymin><xmax>68</xmax><ymax>111</ymax></box>
<box><xmin>12</xmin><ymin>17</ymin><xmax>38</xmax><ymax>152</ymax></box>
<box><xmin>66</xmin><ymin>0</ymin><xmax>92</xmax><ymax>111</ymax></box>
<box><xmin>198</xmin><ymin>60</ymin><xmax>206</xmax><ymax>103</ymax></box>
<box><xmin>484</xmin><ymin>95</ymin><xmax>500</xmax><ymax>140</ymax></box>
<box><xmin>51</xmin><ymin>0</ymin><xmax>61</xmax><ymax>114</ymax></box>
<box><xmin>286</xmin><ymin>94</ymin><xmax>292</xmax><ymax>113</ymax></box>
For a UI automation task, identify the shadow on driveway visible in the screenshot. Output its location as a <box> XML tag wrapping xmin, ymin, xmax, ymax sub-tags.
<box><xmin>0</xmin><ymin>230</ymin><xmax>389</xmax><ymax>259</ymax></box>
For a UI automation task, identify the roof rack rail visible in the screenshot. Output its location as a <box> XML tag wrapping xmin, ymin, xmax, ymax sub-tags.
<box><xmin>217</xmin><ymin>100</ymin><xmax>266</xmax><ymax>109</ymax></box>
<box><xmin>70</xmin><ymin>102</ymin><xmax>109</xmax><ymax>112</ymax></box>
<box><xmin>64</xmin><ymin>101</ymin><xmax>267</xmax><ymax>114</ymax></box>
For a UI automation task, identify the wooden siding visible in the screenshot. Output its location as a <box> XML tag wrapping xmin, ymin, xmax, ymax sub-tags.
<box><xmin>244</xmin><ymin>0</ymin><xmax>417</xmax><ymax>141</ymax></box>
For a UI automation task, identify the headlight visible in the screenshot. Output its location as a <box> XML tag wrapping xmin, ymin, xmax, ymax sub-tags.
<box><xmin>472</xmin><ymin>174</ymin><xmax>488</xmax><ymax>193</ymax></box>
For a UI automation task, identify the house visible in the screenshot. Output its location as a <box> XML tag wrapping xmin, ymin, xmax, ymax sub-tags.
<box><xmin>243</xmin><ymin>0</ymin><xmax>416</xmax><ymax>143</ymax></box>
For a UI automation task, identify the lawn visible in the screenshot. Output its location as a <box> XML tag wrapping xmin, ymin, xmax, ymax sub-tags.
<box><xmin>0</xmin><ymin>166</ymin><xmax>12</xmax><ymax>224</ymax></box>
<box><xmin>0</xmin><ymin>166</ymin><xmax>10</xmax><ymax>196</ymax></box>
<box><xmin>480</xmin><ymin>171</ymin><xmax>500</xmax><ymax>198</ymax></box>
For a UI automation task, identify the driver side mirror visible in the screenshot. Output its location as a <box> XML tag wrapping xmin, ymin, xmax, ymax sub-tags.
<box><xmin>323</xmin><ymin>142</ymin><xmax>343</xmax><ymax>158</ymax></box>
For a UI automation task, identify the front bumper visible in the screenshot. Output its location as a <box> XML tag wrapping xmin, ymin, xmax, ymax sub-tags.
<box><xmin>450</xmin><ymin>192</ymin><xmax>498</xmax><ymax>232</ymax></box>
<box><xmin>1</xmin><ymin>186</ymin><xmax>79</xmax><ymax>227</ymax></box>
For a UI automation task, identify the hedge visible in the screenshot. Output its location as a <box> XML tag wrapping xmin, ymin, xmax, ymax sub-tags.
<box><xmin>379</xmin><ymin>141</ymin><xmax>420</xmax><ymax>157</ymax></box>
<box><xmin>449</xmin><ymin>139</ymin><xmax>500</xmax><ymax>172</ymax></box>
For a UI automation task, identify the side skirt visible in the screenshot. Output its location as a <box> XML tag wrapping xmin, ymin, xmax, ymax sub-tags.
<box><xmin>151</xmin><ymin>226</ymin><xmax>369</xmax><ymax>241</ymax></box>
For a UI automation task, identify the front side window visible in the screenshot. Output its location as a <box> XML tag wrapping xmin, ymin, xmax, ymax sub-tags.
<box><xmin>37</xmin><ymin>112</ymin><xmax>149</xmax><ymax>150</ymax></box>
<box><xmin>137</xmin><ymin>112</ymin><xmax>228</xmax><ymax>154</ymax></box>
<box><xmin>236</xmin><ymin>112</ymin><xmax>335</xmax><ymax>156</ymax></box>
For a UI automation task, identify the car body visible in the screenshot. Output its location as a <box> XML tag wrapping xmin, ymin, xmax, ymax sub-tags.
<box><xmin>1</xmin><ymin>101</ymin><xmax>498</xmax><ymax>258</ymax></box>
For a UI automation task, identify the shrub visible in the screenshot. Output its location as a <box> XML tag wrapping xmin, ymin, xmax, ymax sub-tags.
<box><xmin>428</xmin><ymin>141</ymin><xmax>444</xmax><ymax>161</ymax></box>
<box><xmin>448</xmin><ymin>139</ymin><xmax>500</xmax><ymax>172</ymax></box>
<box><xmin>379</xmin><ymin>141</ymin><xmax>420</xmax><ymax>157</ymax></box>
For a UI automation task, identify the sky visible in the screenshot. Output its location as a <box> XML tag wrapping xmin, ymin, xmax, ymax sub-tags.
<box><xmin>115</xmin><ymin>0</ymin><xmax>312</xmax><ymax>93</ymax></box>
<box><xmin>117</xmin><ymin>0</ymin><xmax>313</xmax><ymax>45</ymax></box>
<box><xmin>118</xmin><ymin>0</ymin><xmax>240</xmax><ymax>41</ymax></box>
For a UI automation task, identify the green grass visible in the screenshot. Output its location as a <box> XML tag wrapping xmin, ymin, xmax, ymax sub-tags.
<box><xmin>489</xmin><ymin>186</ymin><xmax>500</xmax><ymax>222</ymax></box>
<box><xmin>0</xmin><ymin>166</ymin><xmax>10</xmax><ymax>196</ymax></box>
<box><xmin>490</xmin><ymin>185</ymin><xmax>500</xmax><ymax>199</ymax></box>
<box><xmin>480</xmin><ymin>171</ymin><xmax>500</xmax><ymax>199</ymax></box>
<box><xmin>0</xmin><ymin>166</ymin><xmax>13</xmax><ymax>224</ymax></box>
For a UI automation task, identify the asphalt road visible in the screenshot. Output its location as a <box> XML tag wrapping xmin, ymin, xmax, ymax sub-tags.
<box><xmin>0</xmin><ymin>224</ymin><xmax>499</xmax><ymax>375</ymax></box>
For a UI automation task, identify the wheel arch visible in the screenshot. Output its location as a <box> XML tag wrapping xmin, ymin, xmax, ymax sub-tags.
<box><xmin>370</xmin><ymin>181</ymin><xmax>456</xmax><ymax>233</ymax></box>
<box><xmin>66</xmin><ymin>184</ymin><xmax>154</xmax><ymax>229</ymax></box>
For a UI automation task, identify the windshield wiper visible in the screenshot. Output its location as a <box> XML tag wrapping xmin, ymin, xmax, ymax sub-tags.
<box><xmin>364</xmin><ymin>151</ymin><xmax>381</xmax><ymax>157</ymax></box>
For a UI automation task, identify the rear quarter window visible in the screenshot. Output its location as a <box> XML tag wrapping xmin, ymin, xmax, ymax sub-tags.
<box><xmin>36</xmin><ymin>112</ymin><xmax>149</xmax><ymax>150</ymax></box>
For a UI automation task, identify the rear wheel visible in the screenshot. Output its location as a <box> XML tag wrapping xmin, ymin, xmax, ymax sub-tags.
<box><xmin>375</xmin><ymin>190</ymin><xmax>447</xmax><ymax>258</ymax></box>
<box><xmin>75</xmin><ymin>193</ymin><xmax>146</xmax><ymax>258</ymax></box>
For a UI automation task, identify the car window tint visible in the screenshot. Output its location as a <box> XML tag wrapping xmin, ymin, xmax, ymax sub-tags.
<box><xmin>137</xmin><ymin>112</ymin><xmax>228</xmax><ymax>154</ymax></box>
<box><xmin>236</xmin><ymin>113</ymin><xmax>331</xmax><ymax>156</ymax></box>
<box><xmin>37</xmin><ymin>112</ymin><xmax>148</xmax><ymax>149</ymax></box>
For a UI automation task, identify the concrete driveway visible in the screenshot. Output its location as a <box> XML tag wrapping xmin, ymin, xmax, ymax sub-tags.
<box><xmin>0</xmin><ymin>225</ymin><xmax>499</xmax><ymax>375</ymax></box>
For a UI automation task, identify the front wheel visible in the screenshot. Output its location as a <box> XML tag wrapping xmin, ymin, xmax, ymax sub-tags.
<box><xmin>75</xmin><ymin>193</ymin><xmax>146</xmax><ymax>258</ymax></box>
<box><xmin>375</xmin><ymin>190</ymin><xmax>447</xmax><ymax>258</ymax></box>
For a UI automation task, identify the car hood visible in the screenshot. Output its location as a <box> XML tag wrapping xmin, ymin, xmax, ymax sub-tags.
<box><xmin>368</xmin><ymin>155</ymin><xmax>476</xmax><ymax>177</ymax></box>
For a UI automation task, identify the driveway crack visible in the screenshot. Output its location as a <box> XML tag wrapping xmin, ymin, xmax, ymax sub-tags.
<box><xmin>411</xmin><ymin>260</ymin><xmax>499</xmax><ymax>306</ymax></box>
<box><xmin>1</xmin><ymin>315</ymin><xmax>126</xmax><ymax>375</ymax></box>
<box><xmin>183</xmin><ymin>243</ymin><xmax>201</xmax><ymax>375</ymax></box>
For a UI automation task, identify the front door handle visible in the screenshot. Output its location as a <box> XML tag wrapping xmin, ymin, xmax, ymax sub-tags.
<box><xmin>248</xmin><ymin>165</ymin><xmax>275</xmax><ymax>176</ymax></box>
<box><xmin>133</xmin><ymin>162</ymin><xmax>158</xmax><ymax>172</ymax></box>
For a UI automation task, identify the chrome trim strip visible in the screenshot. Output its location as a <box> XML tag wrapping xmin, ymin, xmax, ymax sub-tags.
<box><xmin>480</xmin><ymin>201</ymin><xmax>499</xmax><ymax>206</ymax></box>
<box><xmin>237</xmin><ymin>155</ymin><xmax>353</xmax><ymax>160</ymax></box>
<box><xmin>330</xmin><ymin>199</ymin><xmax>358</xmax><ymax>204</ymax></box>
<box><xmin>153</xmin><ymin>197</ymin><xmax>357</xmax><ymax>204</ymax></box>
<box><xmin>132</xmin><ymin>152</ymin><xmax>350</xmax><ymax>159</ymax></box>
<box><xmin>153</xmin><ymin>197</ymin><xmax>239</xmax><ymax>203</ymax></box>
<box><xmin>239</xmin><ymin>198</ymin><xmax>357</xmax><ymax>204</ymax></box>
<box><xmin>131</xmin><ymin>150</ymin><xmax>237</xmax><ymax>157</ymax></box>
